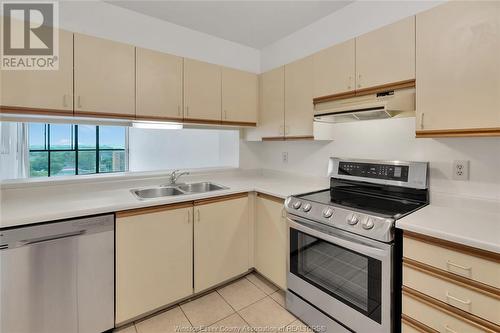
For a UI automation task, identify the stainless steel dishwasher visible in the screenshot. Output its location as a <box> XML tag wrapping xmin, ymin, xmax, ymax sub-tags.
<box><xmin>0</xmin><ymin>214</ymin><xmax>114</xmax><ymax>333</ymax></box>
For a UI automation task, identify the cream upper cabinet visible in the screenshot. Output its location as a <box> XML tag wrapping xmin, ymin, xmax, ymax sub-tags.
<box><xmin>136</xmin><ymin>48</ymin><xmax>183</xmax><ymax>120</ymax></box>
<box><xmin>184</xmin><ymin>58</ymin><xmax>222</xmax><ymax>121</ymax></box>
<box><xmin>285</xmin><ymin>56</ymin><xmax>314</xmax><ymax>138</ymax></box>
<box><xmin>258</xmin><ymin>66</ymin><xmax>285</xmax><ymax>139</ymax></box>
<box><xmin>416</xmin><ymin>1</ymin><xmax>500</xmax><ymax>135</ymax></box>
<box><xmin>255</xmin><ymin>194</ymin><xmax>287</xmax><ymax>290</ymax></box>
<box><xmin>355</xmin><ymin>16</ymin><xmax>415</xmax><ymax>89</ymax></box>
<box><xmin>312</xmin><ymin>39</ymin><xmax>356</xmax><ymax>98</ymax></box>
<box><xmin>115</xmin><ymin>205</ymin><xmax>193</xmax><ymax>324</ymax></box>
<box><xmin>0</xmin><ymin>29</ymin><xmax>73</xmax><ymax>114</ymax></box>
<box><xmin>194</xmin><ymin>195</ymin><xmax>249</xmax><ymax>293</ymax></box>
<box><xmin>74</xmin><ymin>34</ymin><xmax>135</xmax><ymax>117</ymax></box>
<box><xmin>221</xmin><ymin>67</ymin><xmax>258</xmax><ymax>124</ymax></box>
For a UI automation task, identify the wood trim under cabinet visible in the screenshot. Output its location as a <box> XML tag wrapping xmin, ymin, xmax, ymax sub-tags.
<box><xmin>403</xmin><ymin>231</ymin><xmax>500</xmax><ymax>263</ymax></box>
<box><xmin>182</xmin><ymin>118</ymin><xmax>222</xmax><ymax>125</ymax></box>
<box><xmin>262</xmin><ymin>136</ymin><xmax>315</xmax><ymax>141</ymax></box>
<box><xmin>0</xmin><ymin>105</ymin><xmax>74</xmax><ymax>117</ymax></box>
<box><xmin>220</xmin><ymin>120</ymin><xmax>257</xmax><ymax>127</ymax></box>
<box><xmin>256</xmin><ymin>192</ymin><xmax>285</xmax><ymax>204</ymax></box>
<box><xmin>403</xmin><ymin>258</ymin><xmax>500</xmax><ymax>299</ymax></box>
<box><xmin>401</xmin><ymin>314</ymin><xmax>439</xmax><ymax>333</ymax></box>
<box><xmin>75</xmin><ymin>110</ymin><xmax>136</xmax><ymax>119</ymax></box>
<box><xmin>135</xmin><ymin>115</ymin><xmax>184</xmax><ymax>123</ymax></box>
<box><xmin>416</xmin><ymin>128</ymin><xmax>500</xmax><ymax>138</ymax></box>
<box><xmin>312</xmin><ymin>79</ymin><xmax>415</xmax><ymax>104</ymax></box>
<box><xmin>194</xmin><ymin>192</ymin><xmax>249</xmax><ymax>206</ymax></box>
<box><xmin>116</xmin><ymin>202</ymin><xmax>194</xmax><ymax>218</ymax></box>
<box><xmin>262</xmin><ymin>136</ymin><xmax>285</xmax><ymax>141</ymax></box>
<box><xmin>403</xmin><ymin>287</ymin><xmax>500</xmax><ymax>333</ymax></box>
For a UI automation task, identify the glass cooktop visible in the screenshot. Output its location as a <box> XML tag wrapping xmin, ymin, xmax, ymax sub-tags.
<box><xmin>297</xmin><ymin>189</ymin><xmax>426</xmax><ymax>218</ymax></box>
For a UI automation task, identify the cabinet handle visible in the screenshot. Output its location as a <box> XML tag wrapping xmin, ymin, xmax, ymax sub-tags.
<box><xmin>77</xmin><ymin>96</ymin><xmax>82</xmax><ymax>109</ymax></box>
<box><xmin>444</xmin><ymin>325</ymin><xmax>459</xmax><ymax>333</ymax></box>
<box><xmin>446</xmin><ymin>260</ymin><xmax>471</xmax><ymax>272</ymax></box>
<box><xmin>186</xmin><ymin>106</ymin><xmax>189</xmax><ymax>117</ymax></box>
<box><xmin>285</xmin><ymin>125</ymin><xmax>290</xmax><ymax>135</ymax></box>
<box><xmin>178</xmin><ymin>105</ymin><xmax>181</xmax><ymax>117</ymax></box>
<box><xmin>281</xmin><ymin>208</ymin><xmax>286</xmax><ymax>218</ymax></box>
<box><xmin>224</xmin><ymin>110</ymin><xmax>227</xmax><ymax>120</ymax></box>
<box><xmin>196</xmin><ymin>209</ymin><xmax>200</xmax><ymax>222</ymax></box>
<box><xmin>279</xmin><ymin>125</ymin><xmax>284</xmax><ymax>135</ymax></box>
<box><xmin>348</xmin><ymin>76</ymin><xmax>352</xmax><ymax>90</ymax></box>
<box><xmin>187</xmin><ymin>210</ymin><xmax>191</xmax><ymax>224</ymax></box>
<box><xmin>63</xmin><ymin>95</ymin><xmax>68</xmax><ymax>107</ymax></box>
<box><xmin>446</xmin><ymin>292</ymin><xmax>471</xmax><ymax>305</ymax></box>
<box><xmin>420</xmin><ymin>112</ymin><xmax>425</xmax><ymax>129</ymax></box>
<box><xmin>357</xmin><ymin>74</ymin><xmax>361</xmax><ymax>88</ymax></box>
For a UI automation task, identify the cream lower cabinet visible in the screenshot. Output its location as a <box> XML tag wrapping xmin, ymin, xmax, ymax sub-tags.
<box><xmin>136</xmin><ymin>47</ymin><xmax>183</xmax><ymax>121</ymax></box>
<box><xmin>222</xmin><ymin>67</ymin><xmax>258</xmax><ymax>125</ymax></box>
<box><xmin>116</xmin><ymin>204</ymin><xmax>194</xmax><ymax>324</ymax></box>
<box><xmin>0</xmin><ymin>28</ymin><xmax>74</xmax><ymax>114</ymax></box>
<box><xmin>355</xmin><ymin>16</ymin><xmax>415</xmax><ymax>89</ymax></box>
<box><xmin>415</xmin><ymin>1</ymin><xmax>500</xmax><ymax>136</ymax></box>
<box><xmin>284</xmin><ymin>56</ymin><xmax>314</xmax><ymax>138</ymax></box>
<box><xmin>74</xmin><ymin>33</ymin><xmax>135</xmax><ymax>117</ymax></box>
<box><xmin>194</xmin><ymin>194</ymin><xmax>250</xmax><ymax>293</ymax></box>
<box><xmin>183</xmin><ymin>58</ymin><xmax>222</xmax><ymax>122</ymax></box>
<box><xmin>255</xmin><ymin>194</ymin><xmax>287</xmax><ymax>290</ymax></box>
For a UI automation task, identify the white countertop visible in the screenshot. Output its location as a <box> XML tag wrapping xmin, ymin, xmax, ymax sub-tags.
<box><xmin>0</xmin><ymin>169</ymin><xmax>328</xmax><ymax>229</ymax></box>
<box><xmin>396</xmin><ymin>192</ymin><xmax>500</xmax><ymax>254</ymax></box>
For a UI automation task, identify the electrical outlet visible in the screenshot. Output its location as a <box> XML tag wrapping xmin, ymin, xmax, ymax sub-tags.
<box><xmin>452</xmin><ymin>160</ymin><xmax>469</xmax><ymax>181</ymax></box>
<box><xmin>282</xmin><ymin>152</ymin><xmax>288</xmax><ymax>163</ymax></box>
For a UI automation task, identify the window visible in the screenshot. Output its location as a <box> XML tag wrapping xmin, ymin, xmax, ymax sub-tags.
<box><xmin>28</xmin><ymin>123</ymin><xmax>127</xmax><ymax>177</ymax></box>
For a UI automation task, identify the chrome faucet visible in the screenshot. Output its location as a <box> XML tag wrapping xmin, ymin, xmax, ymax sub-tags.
<box><xmin>166</xmin><ymin>169</ymin><xmax>190</xmax><ymax>185</ymax></box>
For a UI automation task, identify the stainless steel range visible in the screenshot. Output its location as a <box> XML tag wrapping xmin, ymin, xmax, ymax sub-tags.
<box><xmin>285</xmin><ymin>157</ymin><xmax>429</xmax><ymax>333</ymax></box>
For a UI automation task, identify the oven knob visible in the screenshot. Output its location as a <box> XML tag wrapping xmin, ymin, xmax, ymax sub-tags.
<box><xmin>302</xmin><ymin>203</ymin><xmax>312</xmax><ymax>212</ymax></box>
<box><xmin>322</xmin><ymin>208</ymin><xmax>334</xmax><ymax>218</ymax></box>
<box><xmin>362</xmin><ymin>218</ymin><xmax>375</xmax><ymax>230</ymax></box>
<box><xmin>293</xmin><ymin>201</ymin><xmax>302</xmax><ymax>209</ymax></box>
<box><xmin>347</xmin><ymin>214</ymin><xmax>359</xmax><ymax>225</ymax></box>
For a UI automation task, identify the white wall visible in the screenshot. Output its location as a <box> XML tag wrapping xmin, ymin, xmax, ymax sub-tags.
<box><xmin>57</xmin><ymin>1</ymin><xmax>260</xmax><ymax>73</ymax></box>
<box><xmin>240</xmin><ymin>118</ymin><xmax>500</xmax><ymax>201</ymax></box>
<box><xmin>129</xmin><ymin>128</ymin><xmax>239</xmax><ymax>172</ymax></box>
<box><xmin>260</xmin><ymin>1</ymin><xmax>443</xmax><ymax>72</ymax></box>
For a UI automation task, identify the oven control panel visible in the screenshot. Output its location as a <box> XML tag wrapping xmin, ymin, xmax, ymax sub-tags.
<box><xmin>284</xmin><ymin>197</ymin><xmax>394</xmax><ymax>243</ymax></box>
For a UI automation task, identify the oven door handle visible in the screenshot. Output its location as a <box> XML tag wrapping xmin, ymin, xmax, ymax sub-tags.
<box><xmin>288</xmin><ymin>217</ymin><xmax>390</xmax><ymax>260</ymax></box>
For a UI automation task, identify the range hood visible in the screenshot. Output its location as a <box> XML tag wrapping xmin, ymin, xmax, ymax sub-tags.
<box><xmin>314</xmin><ymin>88</ymin><xmax>415</xmax><ymax>123</ymax></box>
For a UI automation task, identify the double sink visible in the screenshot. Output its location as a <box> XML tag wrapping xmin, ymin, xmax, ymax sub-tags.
<box><xmin>132</xmin><ymin>182</ymin><xmax>228</xmax><ymax>200</ymax></box>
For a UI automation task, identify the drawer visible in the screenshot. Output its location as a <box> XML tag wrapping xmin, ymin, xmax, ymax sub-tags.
<box><xmin>403</xmin><ymin>233</ymin><xmax>500</xmax><ymax>289</ymax></box>
<box><xmin>402</xmin><ymin>315</ymin><xmax>437</xmax><ymax>333</ymax></box>
<box><xmin>402</xmin><ymin>321</ymin><xmax>423</xmax><ymax>333</ymax></box>
<box><xmin>403</xmin><ymin>262</ymin><xmax>500</xmax><ymax>325</ymax></box>
<box><xmin>403</xmin><ymin>288</ymin><xmax>499</xmax><ymax>333</ymax></box>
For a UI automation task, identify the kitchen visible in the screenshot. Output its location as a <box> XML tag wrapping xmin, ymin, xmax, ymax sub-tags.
<box><xmin>1</xmin><ymin>1</ymin><xmax>499</xmax><ymax>333</ymax></box>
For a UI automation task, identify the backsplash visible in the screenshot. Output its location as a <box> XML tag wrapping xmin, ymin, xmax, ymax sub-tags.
<box><xmin>240</xmin><ymin>117</ymin><xmax>500</xmax><ymax>201</ymax></box>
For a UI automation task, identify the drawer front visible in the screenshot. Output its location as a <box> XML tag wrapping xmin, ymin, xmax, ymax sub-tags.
<box><xmin>402</xmin><ymin>321</ymin><xmax>422</xmax><ymax>333</ymax></box>
<box><xmin>403</xmin><ymin>292</ymin><xmax>490</xmax><ymax>333</ymax></box>
<box><xmin>403</xmin><ymin>264</ymin><xmax>500</xmax><ymax>325</ymax></box>
<box><xmin>403</xmin><ymin>236</ymin><xmax>500</xmax><ymax>289</ymax></box>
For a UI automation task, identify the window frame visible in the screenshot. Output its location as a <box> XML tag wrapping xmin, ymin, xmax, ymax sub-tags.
<box><xmin>28</xmin><ymin>123</ymin><xmax>129</xmax><ymax>177</ymax></box>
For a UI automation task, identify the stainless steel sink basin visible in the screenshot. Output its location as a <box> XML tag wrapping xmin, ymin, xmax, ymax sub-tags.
<box><xmin>177</xmin><ymin>182</ymin><xmax>228</xmax><ymax>193</ymax></box>
<box><xmin>132</xmin><ymin>187</ymin><xmax>184</xmax><ymax>200</ymax></box>
<box><xmin>131</xmin><ymin>182</ymin><xmax>229</xmax><ymax>200</ymax></box>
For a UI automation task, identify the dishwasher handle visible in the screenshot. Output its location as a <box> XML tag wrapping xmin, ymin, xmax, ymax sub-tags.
<box><xmin>18</xmin><ymin>230</ymin><xmax>85</xmax><ymax>247</ymax></box>
<box><xmin>0</xmin><ymin>214</ymin><xmax>114</xmax><ymax>250</ymax></box>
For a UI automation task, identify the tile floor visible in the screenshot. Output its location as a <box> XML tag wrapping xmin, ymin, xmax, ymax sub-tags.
<box><xmin>115</xmin><ymin>273</ymin><xmax>311</xmax><ymax>333</ymax></box>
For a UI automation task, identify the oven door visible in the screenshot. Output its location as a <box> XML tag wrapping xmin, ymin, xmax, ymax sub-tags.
<box><xmin>287</xmin><ymin>216</ymin><xmax>392</xmax><ymax>333</ymax></box>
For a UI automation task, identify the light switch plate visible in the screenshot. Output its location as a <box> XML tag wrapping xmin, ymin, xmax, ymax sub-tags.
<box><xmin>282</xmin><ymin>152</ymin><xmax>288</xmax><ymax>163</ymax></box>
<box><xmin>452</xmin><ymin>160</ymin><xmax>469</xmax><ymax>180</ymax></box>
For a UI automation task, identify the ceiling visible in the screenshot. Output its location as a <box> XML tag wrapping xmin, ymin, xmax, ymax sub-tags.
<box><xmin>107</xmin><ymin>1</ymin><xmax>352</xmax><ymax>49</ymax></box>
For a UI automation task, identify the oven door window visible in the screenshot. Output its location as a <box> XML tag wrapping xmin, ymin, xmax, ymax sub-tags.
<box><xmin>290</xmin><ymin>228</ymin><xmax>382</xmax><ymax>323</ymax></box>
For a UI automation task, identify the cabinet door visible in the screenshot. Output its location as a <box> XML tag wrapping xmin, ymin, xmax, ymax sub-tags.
<box><xmin>222</xmin><ymin>67</ymin><xmax>258</xmax><ymax>124</ymax></box>
<box><xmin>355</xmin><ymin>16</ymin><xmax>415</xmax><ymax>89</ymax></box>
<box><xmin>194</xmin><ymin>195</ymin><xmax>249</xmax><ymax>293</ymax></box>
<box><xmin>116</xmin><ymin>206</ymin><xmax>193</xmax><ymax>324</ymax></box>
<box><xmin>313</xmin><ymin>39</ymin><xmax>355</xmax><ymax>98</ymax></box>
<box><xmin>74</xmin><ymin>34</ymin><xmax>135</xmax><ymax>117</ymax></box>
<box><xmin>416</xmin><ymin>1</ymin><xmax>500</xmax><ymax>133</ymax></box>
<box><xmin>259</xmin><ymin>67</ymin><xmax>285</xmax><ymax>139</ymax></box>
<box><xmin>136</xmin><ymin>48</ymin><xmax>183</xmax><ymax>120</ymax></box>
<box><xmin>255</xmin><ymin>195</ymin><xmax>287</xmax><ymax>289</ymax></box>
<box><xmin>284</xmin><ymin>56</ymin><xmax>314</xmax><ymax>138</ymax></box>
<box><xmin>0</xmin><ymin>29</ymin><xmax>73</xmax><ymax>114</ymax></box>
<box><xmin>184</xmin><ymin>58</ymin><xmax>222</xmax><ymax>122</ymax></box>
